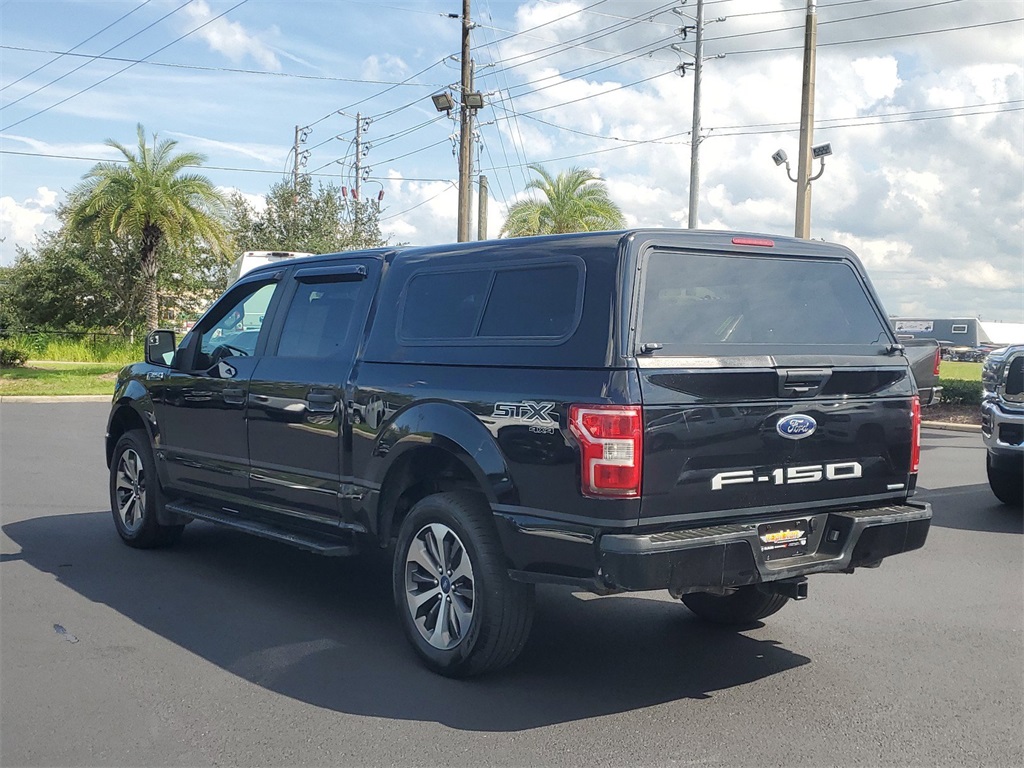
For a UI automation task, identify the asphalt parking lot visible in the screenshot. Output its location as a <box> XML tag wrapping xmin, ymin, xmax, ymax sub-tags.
<box><xmin>1</xmin><ymin>402</ymin><xmax>1021</xmax><ymax>767</ymax></box>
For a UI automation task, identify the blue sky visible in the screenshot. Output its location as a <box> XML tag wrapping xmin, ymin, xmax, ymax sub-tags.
<box><xmin>1</xmin><ymin>0</ymin><xmax>1022</xmax><ymax>323</ymax></box>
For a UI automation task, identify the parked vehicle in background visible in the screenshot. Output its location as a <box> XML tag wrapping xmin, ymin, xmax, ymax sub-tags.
<box><xmin>900</xmin><ymin>338</ymin><xmax>943</xmax><ymax>406</ymax></box>
<box><xmin>107</xmin><ymin>230</ymin><xmax>931</xmax><ymax>677</ymax></box>
<box><xmin>982</xmin><ymin>345</ymin><xmax>1024</xmax><ymax>506</ymax></box>
<box><xmin>226</xmin><ymin>251</ymin><xmax>314</xmax><ymax>284</ymax></box>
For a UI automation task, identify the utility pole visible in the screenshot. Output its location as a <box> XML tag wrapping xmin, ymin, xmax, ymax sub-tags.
<box><xmin>354</xmin><ymin>112</ymin><xmax>364</xmax><ymax>200</ymax></box>
<box><xmin>687</xmin><ymin>0</ymin><xmax>704</xmax><ymax>229</ymax></box>
<box><xmin>292</xmin><ymin>125</ymin><xmax>301</xmax><ymax>192</ymax></box>
<box><xmin>352</xmin><ymin>113</ymin><xmax>365</xmax><ymax>240</ymax></box>
<box><xmin>478</xmin><ymin>174</ymin><xmax>488</xmax><ymax>240</ymax></box>
<box><xmin>672</xmin><ymin>1</ymin><xmax>723</xmax><ymax>229</ymax></box>
<box><xmin>457</xmin><ymin>0</ymin><xmax>473</xmax><ymax>242</ymax></box>
<box><xmin>794</xmin><ymin>0</ymin><xmax>818</xmax><ymax>238</ymax></box>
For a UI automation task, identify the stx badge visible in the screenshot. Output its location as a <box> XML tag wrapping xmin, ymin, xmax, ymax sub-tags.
<box><xmin>492</xmin><ymin>401</ymin><xmax>558</xmax><ymax>424</ymax></box>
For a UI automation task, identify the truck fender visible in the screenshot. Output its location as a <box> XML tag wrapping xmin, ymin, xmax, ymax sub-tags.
<box><xmin>368</xmin><ymin>400</ymin><xmax>518</xmax><ymax>535</ymax></box>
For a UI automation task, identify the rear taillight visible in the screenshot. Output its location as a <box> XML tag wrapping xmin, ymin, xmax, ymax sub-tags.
<box><xmin>569</xmin><ymin>405</ymin><xmax>643</xmax><ymax>498</ymax></box>
<box><xmin>910</xmin><ymin>395</ymin><xmax>921</xmax><ymax>474</ymax></box>
<box><xmin>933</xmin><ymin>347</ymin><xmax>941</xmax><ymax>377</ymax></box>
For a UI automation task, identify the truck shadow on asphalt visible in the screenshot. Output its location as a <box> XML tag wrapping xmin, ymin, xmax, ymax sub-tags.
<box><xmin>917</xmin><ymin>483</ymin><xmax>1023</xmax><ymax>535</ymax></box>
<box><xmin>3</xmin><ymin>511</ymin><xmax>810</xmax><ymax>731</ymax></box>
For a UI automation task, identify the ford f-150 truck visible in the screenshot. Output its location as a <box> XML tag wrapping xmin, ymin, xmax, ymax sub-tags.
<box><xmin>106</xmin><ymin>230</ymin><xmax>932</xmax><ymax>676</ymax></box>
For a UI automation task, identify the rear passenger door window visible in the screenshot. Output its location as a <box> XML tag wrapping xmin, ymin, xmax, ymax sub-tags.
<box><xmin>275</xmin><ymin>268</ymin><xmax>367</xmax><ymax>358</ymax></box>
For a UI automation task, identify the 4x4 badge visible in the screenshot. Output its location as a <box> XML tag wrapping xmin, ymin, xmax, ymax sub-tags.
<box><xmin>492</xmin><ymin>401</ymin><xmax>557</xmax><ymax>424</ymax></box>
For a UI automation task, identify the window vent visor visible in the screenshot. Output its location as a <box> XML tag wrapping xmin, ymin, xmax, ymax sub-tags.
<box><xmin>569</xmin><ymin>405</ymin><xmax>643</xmax><ymax>498</ymax></box>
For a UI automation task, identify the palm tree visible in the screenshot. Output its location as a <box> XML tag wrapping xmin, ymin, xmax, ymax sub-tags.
<box><xmin>69</xmin><ymin>124</ymin><xmax>228</xmax><ymax>331</ymax></box>
<box><xmin>500</xmin><ymin>164</ymin><xmax>626</xmax><ymax>238</ymax></box>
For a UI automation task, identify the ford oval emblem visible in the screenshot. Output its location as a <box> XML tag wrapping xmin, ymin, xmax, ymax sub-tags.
<box><xmin>776</xmin><ymin>414</ymin><xmax>817</xmax><ymax>440</ymax></box>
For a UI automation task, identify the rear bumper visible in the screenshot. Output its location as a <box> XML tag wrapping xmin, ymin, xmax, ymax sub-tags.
<box><xmin>599</xmin><ymin>502</ymin><xmax>931</xmax><ymax>595</ymax></box>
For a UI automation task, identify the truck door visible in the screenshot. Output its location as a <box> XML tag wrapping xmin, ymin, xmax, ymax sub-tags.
<box><xmin>155</xmin><ymin>277</ymin><xmax>282</xmax><ymax>506</ymax></box>
<box><xmin>246</xmin><ymin>259</ymin><xmax>379</xmax><ymax>527</ymax></box>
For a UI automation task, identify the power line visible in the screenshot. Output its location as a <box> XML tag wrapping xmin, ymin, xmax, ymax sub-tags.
<box><xmin>378</xmin><ymin>182</ymin><xmax>457</xmax><ymax>223</ymax></box>
<box><xmin>0</xmin><ymin>0</ymin><xmax>156</xmax><ymax>93</ymax></box>
<box><xmin>1</xmin><ymin>0</ymin><xmax>251</xmax><ymax>132</ymax></box>
<box><xmin>479</xmin><ymin>0</ymin><xmax>677</xmax><ymax>72</ymax></box>
<box><xmin>720</xmin><ymin>15</ymin><xmax>1022</xmax><ymax>56</ymax></box>
<box><xmin>299</xmin><ymin>57</ymin><xmax>452</xmax><ymax>129</ymax></box>
<box><xmin>0</xmin><ymin>0</ymin><xmax>197</xmax><ymax>113</ymax></box>
<box><xmin>0</xmin><ymin>44</ymin><xmax>454</xmax><ymax>88</ymax></box>
<box><xmin>5</xmin><ymin>100</ymin><xmax>1013</xmax><ymax>171</ymax></box>
<box><xmin>479</xmin><ymin>0</ymin><xmax>533</xmax><ymax>191</ymax></box>
<box><xmin>478</xmin><ymin>103</ymin><xmax>1023</xmax><ymax>172</ymax></box>
<box><xmin>702</xmin><ymin>0</ymin><xmax>966</xmax><ymax>45</ymax></box>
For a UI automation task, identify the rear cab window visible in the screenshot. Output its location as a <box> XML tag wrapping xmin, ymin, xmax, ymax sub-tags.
<box><xmin>637</xmin><ymin>250</ymin><xmax>892</xmax><ymax>356</ymax></box>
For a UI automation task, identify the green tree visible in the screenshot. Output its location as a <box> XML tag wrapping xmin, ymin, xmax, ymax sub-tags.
<box><xmin>500</xmin><ymin>164</ymin><xmax>626</xmax><ymax>237</ymax></box>
<box><xmin>67</xmin><ymin>124</ymin><xmax>229</xmax><ymax>331</ymax></box>
<box><xmin>227</xmin><ymin>177</ymin><xmax>387</xmax><ymax>258</ymax></box>
<box><xmin>2</xmin><ymin>204</ymin><xmax>226</xmax><ymax>335</ymax></box>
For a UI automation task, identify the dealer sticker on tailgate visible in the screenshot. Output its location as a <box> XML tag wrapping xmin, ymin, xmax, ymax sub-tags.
<box><xmin>758</xmin><ymin>519</ymin><xmax>809</xmax><ymax>560</ymax></box>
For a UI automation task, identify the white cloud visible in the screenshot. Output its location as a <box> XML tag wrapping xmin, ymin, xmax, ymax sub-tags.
<box><xmin>0</xmin><ymin>188</ymin><xmax>60</xmax><ymax>266</ymax></box>
<box><xmin>219</xmin><ymin>187</ymin><xmax>267</xmax><ymax>215</ymax></box>
<box><xmin>361</xmin><ymin>54</ymin><xmax>409</xmax><ymax>81</ymax></box>
<box><xmin>168</xmin><ymin>131</ymin><xmax>286</xmax><ymax>166</ymax></box>
<box><xmin>183</xmin><ymin>0</ymin><xmax>280</xmax><ymax>70</ymax></box>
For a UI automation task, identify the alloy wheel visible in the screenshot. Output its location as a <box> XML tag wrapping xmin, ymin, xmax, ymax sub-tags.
<box><xmin>404</xmin><ymin>522</ymin><xmax>475</xmax><ymax>650</ymax></box>
<box><xmin>114</xmin><ymin>448</ymin><xmax>146</xmax><ymax>533</ymax></box>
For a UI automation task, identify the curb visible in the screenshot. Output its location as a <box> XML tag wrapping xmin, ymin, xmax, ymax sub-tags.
<box><xmin>0</xmin><ymin>395</ymin><xmax>110</xmax><ymax>403</ymax></box>
<box><xmin>922</xmin><ymin>420</ymin><xmax>980</xmax><ymax>433</ymax></box>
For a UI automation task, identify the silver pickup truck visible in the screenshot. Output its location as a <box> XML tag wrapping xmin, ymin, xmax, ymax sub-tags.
<box><xmin>982</xmin><ymin>345</ymin><xmax>1024</xmax><ymax>506</ymax></box>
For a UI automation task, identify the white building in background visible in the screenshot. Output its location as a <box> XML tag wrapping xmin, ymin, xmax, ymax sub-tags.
<box><xmin>891</xmin><ymin>318</ymin><xmax>1024</xmax><ymax>349</ymax></box>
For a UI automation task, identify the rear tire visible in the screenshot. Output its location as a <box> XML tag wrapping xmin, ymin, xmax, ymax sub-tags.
<box><xmin>393</xmin><ymin>491</ymin><xmax>534</xmax><ymax>677</ymax></box>
<box><xmin>681</xmin><ymin>586</ymin><xmax>789</xmax><ymax>625</ymax></box>
<box><xmin>987</xmin><ymin>452</ymin><xmax>1023</xmax><ymax>507</ymax></box>
<box><xmin>109</xmin><ymin>430</ymin><xmax>184</xmax><ymax>548</ymax></box>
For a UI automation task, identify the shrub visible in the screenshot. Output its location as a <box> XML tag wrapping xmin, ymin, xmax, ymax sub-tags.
<box><xmin>940</xmin><ymin>378</ymin><xmax>983</xmax><ymax>406</ymax></box>
<box><xmin>0</xmin><ymin>345</ymin><xmax>28</xmax><ymax>367</ymax></box>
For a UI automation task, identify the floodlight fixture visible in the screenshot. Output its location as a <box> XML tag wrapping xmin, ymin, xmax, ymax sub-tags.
<box><xmin>772</xmin><ymin>148</ymin><xmax>788</xmax><ymax>167</ymax></box>
<box><xmin>431</xmin><ymin>91</ymin><xmax>455</xmax><ymax>113</ymax></box>
<box><xmin>812</xmin><ymin>142</ymin><xmax>833</xmax><ymax>159</ymax></box>
<box><xmin>463</xmin><ymin>91</ymin><xmax>485</xmax><ymax>109</ymax></box>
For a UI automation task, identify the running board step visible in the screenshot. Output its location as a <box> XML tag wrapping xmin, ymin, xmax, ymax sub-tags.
<box><xmin>165</xmin><ymin>501</ymin><xmax>358</xmax><ymax>556</ymax></box>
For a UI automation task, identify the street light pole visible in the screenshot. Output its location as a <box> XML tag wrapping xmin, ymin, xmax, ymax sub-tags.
<box><xmin>794</xmin><ymin>0</ymin><xmax>818</xmax><ymax>239</ymax></box>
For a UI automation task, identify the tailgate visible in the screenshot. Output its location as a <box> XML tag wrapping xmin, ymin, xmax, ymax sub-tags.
<box><xmin>631</xmin><ymin>243</ymin><xmax>916</xmax><ymax>523</ymax></box>
<box><xmin>639</xmin><ymin>361</ymin><xmax>915</xmax><ymax>521</ymax></box>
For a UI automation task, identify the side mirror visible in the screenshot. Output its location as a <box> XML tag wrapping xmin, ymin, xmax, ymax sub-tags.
<box><xmin>145</xmin><ymin>329</ymin><xmax>177</xmax><ymax>366</ymax></box>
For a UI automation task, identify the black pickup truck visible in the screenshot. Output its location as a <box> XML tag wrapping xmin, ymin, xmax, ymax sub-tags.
<box><xmin>106</xmin><ymin>230</ymin><xmax>931</xmax><ymax>676</ymax></box>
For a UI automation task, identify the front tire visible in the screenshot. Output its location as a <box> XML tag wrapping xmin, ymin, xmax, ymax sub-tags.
<box><xmin>109</xmin><ymin>430</ymin><xmax>183</xmax><ymax>548</ymax></box>
<box><xmin>393</xmin><ymin>491</ymin><xmax>534</xmax><ymax>677</ymax></box>
<box><xmin>987</xmin><ymin>452</ymin><xmax>1023</xmax><ymax>507</ymax></box>
<box><xmin>681</xmin><ymin>586</ymin><xmax>789</xmax><ymax>625</ymax></box>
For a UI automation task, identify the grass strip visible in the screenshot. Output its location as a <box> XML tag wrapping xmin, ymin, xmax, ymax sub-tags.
<box><xmin>0</xmin><ymin>363</ymin><xmax>123</xmax><ymax>396</ymax></box>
